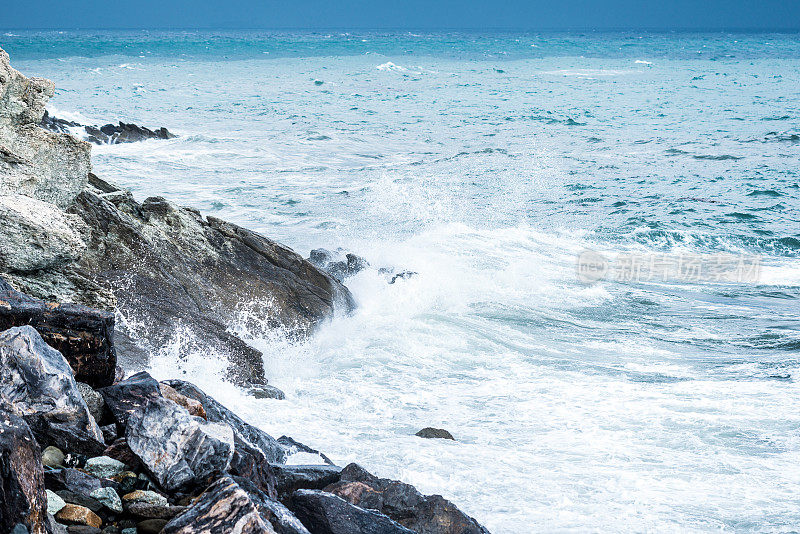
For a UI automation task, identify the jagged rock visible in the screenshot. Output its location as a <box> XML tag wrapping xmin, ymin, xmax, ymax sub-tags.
<box><xmin>40</xmin><ymin>111</ymin><xmax>176</xmax><ymax>145</ymax></box>
<box><xmin>0</xmin><ymin>48</ymin><xmax>91</xmax><ymax>209</ymax></box>
<box><xmin>231</xmin><ymin>476</ymin><xmax>311</xmax><ymax>534</ymax></box>
<box><xmin>290</xmin><ymin>489</ymin><xmax>415</xmax><ymax>534</ymax></box>
<box><xmin>165</xmin><ymin>379</ymin><xmax>285</xmax><ymax>492</ymax></box>
<box><xmin>0</xmin><ymin>410</ymin><xmax>49</xmax><ymax>534</ymax></box>
<box><xmin>70</xmin><ymin>189</ymin><xmax>354</xmax><ymax>385</ymax></box>
<box><xmin>42</xmin><ymin>446</ymin><xmax>66</xmax><ymax>468</ymax></box>
<box><xmin>76</xmin><ymin>383</ymin><xmax>105</xmax><ymax>424</ymax></box>
<box><xmin>163</xmin><ymin>476</ymin><xmax>277</xmax><ymax>534</ymax></box>
<box><xmin>55</xmin><ymin>504</ymin><xmax>102</xmax><ymax>528</ymax></box>
<box><xmin>414</xmin><ymin>428</ymin><xmax>454</xmax><ymax>440</ymax></box>
<box><xmin>0</xmin><ymin>326</ymin><xmax>105</xmax><ymax>455</ymax></box>
<box><xmin>328</xmin><ymin>464</ymin><xmax>490</xmax><ymax>534</ymax></box>
<box><xmin>308</xmin><ymin>249</ymin><xmax>369</xmax><ymax>283</ymax></box>
<box><xmin>271</xmin><ymin>465</ymin><xmax>342</xmax><ymax>503</ymax></box>
<box><xmin>126</xmin><ymin>396</ymin><xmax>235</xmax><ymax>491</ymax></box>
<box><xmin>0</xmin><ymin>194</ymin><xmax>86</xmax><ymax>273</ymax></box>
<box><xmin>99</xmin><ymin>425</ymin><xmax>117</xmax><ymax>444</ymax></box>
<box><xmin>89</xmin><ymin>487</ymin><xmax>122</xmax><ymax>514</ymax></box>
<box><xmin>248</xmin><ymin>385</ymin><xmax>286</xmax><ymax>401</ymax></box>
<box><xmin>98</xmin><ymin>372</ymin><xmax>161</xmax><ymax>426</ymax></box>
<box><xmin>84</xmin><ymin>456</ymin><xmax>125</xmax><ymax>479</ymax></box>
<box><xmin>0</xmin><ymin>286</ymin><xmax>117</xmax><ymax>388</ymax></box>
<box><xmin>277</xmin><ymin>436</ymin><xmax>334</xmax><ymax>466</ymax></box>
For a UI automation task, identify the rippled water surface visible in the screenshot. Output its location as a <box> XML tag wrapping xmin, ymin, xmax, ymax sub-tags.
<box><xmin>5</xmin><ymin>31</ymin><xmax>800</xmax><ymax>532</ymax></box>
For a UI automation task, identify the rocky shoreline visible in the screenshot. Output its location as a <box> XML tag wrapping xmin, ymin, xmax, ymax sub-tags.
<box><xmin>0</xmin><ymin>47</ymin><xmax>489</xmax><ymax>534</ymax></box>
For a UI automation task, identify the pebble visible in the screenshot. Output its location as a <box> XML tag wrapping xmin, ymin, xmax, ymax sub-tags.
<box><xmin>46</xmin><ymin>489</ymin><xmax>66</xmax><ymax>515</ymax></box>
<box><xmin>42</xmin><ymin>445</ymin><xmax>65</xmax><ymax>468</ymax></box>
<box><xmin>90</xmin><ymin>487</ymin><xmax>123</xmax><ymax>513</ymax></box>
<box><xmin>84</xmin><ymin>456</ymin><xmax>125</xmax><ymax>478</ymax></box>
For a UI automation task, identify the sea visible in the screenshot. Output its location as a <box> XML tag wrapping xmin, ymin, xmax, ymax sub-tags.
<box><xmin>3</xmin><ymin>30</ymin><xmax>800</xmax><ymax>532</ymax></box>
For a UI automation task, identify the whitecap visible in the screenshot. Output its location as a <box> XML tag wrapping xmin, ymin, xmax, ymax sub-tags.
<box><xmin>376</xmin><ymin>62</ymin><xmax>407</xmax><ymax>72</ymax></box>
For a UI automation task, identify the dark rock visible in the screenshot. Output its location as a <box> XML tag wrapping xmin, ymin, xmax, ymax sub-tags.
<box><xmin>414</xmin><ymin>428</ymin><xmax>454</xmax><ymax>440</ymax></box>
<box><xmin>162</xmin><ymin>476</ymin><xmax>275</xmax><ymax>533</ymax></box>
<box><xmin>126</xmin><ymin>396</ymin><xmax>234</xmax><ymax>492</ymax></box>
<box><xmin>290</xmin><ymin>489</ymin><xmax>415</xmax><ymax>534</ymax></box>
<box><xmin>137</xmin><ymin>518</ymin><xmax>168</xmax><ymax>534</ymax></box>
<box><xmin>125</xmin><ymin>502</ymin><xmax>185</xmax><ymax>519</ymax></box>
<box><xmin>69</xmin><ymin>190</ymin><xmax>354</xmax><ymax>386</ymax></box>
<box><xmin>41</xmin><ymin>111</ymin><xmax>176</xmax><ymax>145</ymax></box>
<box><xmin>271</xmin><ymin>465</ymin><xmax>342</xmax><ymax>503</ymax></box>
<box><xmin>0</xmin><ymin>326</ymin><xmax>106</xmax><ymax>455</ymax></box>
<box><xmin>332</xmin><ymin>464</ymin><xmax>490</xmax><ymax>534</ymax></box>
<box><xmin>76</xmin><ymin>383</ymin><xmax>105</xmax><ymax>424</ymax></box>
<box><xmin>44</xmin><ymin>469</ymin><xmax>115</xmax><ymax>498</ymax></box>
<box><xmin>308</xmin><ymin>249</ymin><xmax>369</xmax><ymax>283</ymax></box>
<box><xmin>389</xmin><ymin>272</ymin><xmax>417</xmax><ymax>284</ymax></box>
<box><xmin>55</xmin><ymin>491</ymin><xmax>103</xmax><ymax>514</ymax></box>
<box><xmin>98</xmin><ymin>372</ymin><xmax>161</xmax><ymax>427</ymax></box>
<box><xmin>103</xmin><ymin>440</ymin><xmax>141</xmax><ymax>471</ymax></box>
<box><xmin>0</xmin><ymin>287</ymin><xmax>116</xmax><ymax>388</ymax></box>
<box><xmin>0</xmin><ymin>409</ymin><xmax>49</xmax><ymax>534</ymax></box>
<box><xmin>66</xmin><ymin>527</ymin><xmax>102</xmax><ymax>534</ymax></box>
<box><xmin>248</xmin><ymin>385</ymin><xmax>286</xmax><ymax>400</ymax></box>
<box><xmin>277</xmin><ymin>436</ymin><xmax>334</xmax><ymax>465</ymax></box>
<box><xmin>99</xmin><ymin>425</ymin><xmax>118</xmax><ymax>444</ymax></box>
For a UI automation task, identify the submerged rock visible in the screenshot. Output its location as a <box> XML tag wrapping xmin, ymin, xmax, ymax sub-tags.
<box><xmin>0</xmin><ymin>326</ymin><xmax>105</xmax><ymax>455</ymax></box>
<box><xmin>414</xmin><ymin>428</ymin><xmax>455</xmax><ymax>440</ymax></box>
<box><xmin>0</xmin><ymin>410</ymin><xmax>49</xmax><ymax>534</ymax></box>
<box><xmin>290</xmin><ymin>489</ymin><xmax>415</xmax><ymax>534</ymax></box>
<box><xmin>126</xmin><ymin>396</ymin><xmax>235</xmax><ymax>492</ymax></box>
<box><xmin>40</xmin><ymin>111</ymin><xmax>176</xmax><ymax>145</ymax></box>
<box><xmin>0</xmin><ymin>284</ymin><xmax>117</xmax><ymax>388</ymax></box>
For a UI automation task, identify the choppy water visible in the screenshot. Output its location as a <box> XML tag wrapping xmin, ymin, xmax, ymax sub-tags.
<box><xmin>5</xmin><ymin>31</ymin><xmax>800</xmax><ymax>532</ymax></box>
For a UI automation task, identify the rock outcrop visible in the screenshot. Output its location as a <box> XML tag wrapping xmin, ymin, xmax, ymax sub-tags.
<box><xmin>41</xmin><ymin>111</ymin><xmax>176</xmax><ymax>145</ymax></box>
<box><xmin>291</xmin><ymin>489</ymin><xmax>416</xmax><ymax>534</ymax></box>
<box><xmin>0</xmin><ymin>48</ymin><xmax>90</xmax><ymax>208</ymax></box>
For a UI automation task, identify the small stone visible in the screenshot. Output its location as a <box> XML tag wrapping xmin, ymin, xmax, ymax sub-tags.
<box><xmin>47</xmin><ymin>489</ymin><xmax>67</xmax><ymax>515</ymax></box>
<box><xmin>55</xmin><ymin>503</ymin><xmax>103</xmax><ymax>528</ymax></box>
<box><xmin>43</xmin><ymin>446</ymin><xmax>66</xmax><ymax>468</ymax></box>
<box><xmin>122</xmin><ymin>490</ymin><xmax>168</xmax><ymax>507</ymax></box>
<box><xmin>77</xmin><ymin>382</ymin><xmax>105</xmax><ymax>424</ymax></box>
<box><xmin>90</xmin><ymin>487</ymin><xmax>123</xmax><ymax>513</ymax></box>
<box><xmin>158</xmin><ymin>383</ymin><xmax>206</xmax><ymax>419</ymax></box>
<box><xmin>415</xmin><ymin>427</ymin><xmax>455</xmax><ymax>440</ymax></box>
<box><xmin>102</xmin><ymin>527</ymin><xmax>120</xmax><ymax>534</ymax></box>
<box><xmin>121</xmin><ymin>529</ymin><xmax>136</xmax><ymax>534</ymax></box>
<box><xmin>84</xmin><ymin>456</ymin><xmax>125</xmax><ymax>478</ymax></box>
<box><xmin>137</xmin><ymin>519</ymin><xmax>167</xmax><ymax>534</ymax></box>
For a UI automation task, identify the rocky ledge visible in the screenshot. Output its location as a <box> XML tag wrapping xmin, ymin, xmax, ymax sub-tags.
<box><xmin>41</xmin><ymin>111</ymin><xmax>176</xmax><ymax>145</ymax></box>
<box><xmin>0</xmin><ymin>47</ymin><xmax>489</xmax><ymax>533</ymax></box>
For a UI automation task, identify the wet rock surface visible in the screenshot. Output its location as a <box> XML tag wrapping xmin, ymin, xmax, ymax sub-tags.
<box><xmin>414</xmin><ymin>428</ymin><xmax>455</xmax><ymax>440</ymax></box>
<box><xmin>41</xmin><ymin>111</ymin><xmax>176</xmax><ymax>145</ymax></box>
<box><xmin>291</xmin><ymin>489</ymin><xmax>416</xmax><ymax>534</ymax></box>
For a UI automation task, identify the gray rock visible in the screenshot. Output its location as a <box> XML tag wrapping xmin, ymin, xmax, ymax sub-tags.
<box><xmin>290</xmin><ymin>489</ymin><xmax>415</xmax><ymax>534</ymax></box>
<box><xmin>0</xmin><ymin>409</ymin><xmax>49</xmax><ymax>534</ymax></box>
<box><xmin>125</xmin><ymin>502</ymin><xmax>185</xmax><ymax>519</ymax></box>
<box><xmin>270</xmin><ymin>464</ymin><xmax>342</xmax><ymax>502</ymax></box>
<box><xmin>121</xmin><ymin>490</ymin><xmax>167</xmax><ymax>507</ymax></box>
<box><xmin>165</xmin><ymin>380</ymin><xmax>284</xmax><ymax>494</ymax></box>
<box><xmin>248</xmin><ymin>385</ymin><xmax>286</xmax><ymax>401</ymax></box>
<box><xmin>42</xmin><ymin>445</ymin><xmax>66</xmax><ymax>468</ymax></box>
<box><xmin>98</xmin><ymin>372</ymin><xmax>161</xmax><ymax>427</ymax></box>
<box><xmin>70</xmin><ymin>189</ymin><xmax>354</xmax><ymax>385</ymax></box>
<box><xmin>0</xmin><ymin>326</ymin><xmax>105</xmax><ymax>455</ymax></box>
<box><xmin>231</xmin><ymin>475</ymin><xmax>311</xmax><ymax>534</ymax></box>
<box><xmin>84</xmin><ymin>456</ymin><xmax>125</xmax><ymax>479</ymax></box>
<box><xmin>414</xmin><ymin>427</ymin><xmax>455</xmax><ymax>440</ymax></box>
<box><xmin>0</xmin><ymin>194</ymin><xmax>86</xmax><ymax>273</ymax></box>
<box><xmin>76</xmin><ymin>383</ymin><xmax>105</xmax><ymax>424</ymax></box>
<box><xmin>0</xmin><ymin>47</ymin><xmax>91</xmax><ymax>209</ymax></box>
<box><xmin>46</xmin><ymin>489</ymin><xmax>67</xmax><ymax>516</ymax></box>
<box><xmin>126</xmin><ymin>396</ymin><xmax>234</xmax><ymax>491</ymax></box>
<box><xmin>89</xmin><ymin>487</ymin><xmax>122</xmax><ymax>514</ymax></box>
<box><xmin>55</xmin><ymin>491</ymin><xmax>103</xmax><ymax>515</ymax></box>
<box><xmin>43</xmin><ymin>469</ymin><xmax>110</xmax><ymax>498</ymax></box>
<box><xmin>162</xmin><ymin>476</ymin><xmax>276</xmax><ymax>534</ymax></box>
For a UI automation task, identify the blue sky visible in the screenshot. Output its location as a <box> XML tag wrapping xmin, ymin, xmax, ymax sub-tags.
<box><xmin>3</xmin><ymin>0</ymin><xmax>800</xmax><ymax>30</ymax></box>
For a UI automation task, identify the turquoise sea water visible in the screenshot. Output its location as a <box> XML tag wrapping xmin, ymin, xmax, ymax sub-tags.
<box><xmin>4</xmin><ymin>31</ymin><xmax>800</xmax><ymax>532</ymax></box>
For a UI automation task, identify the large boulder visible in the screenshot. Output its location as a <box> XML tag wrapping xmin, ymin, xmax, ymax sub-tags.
<box><xmin>98</xmin><ymin>371</ymin><xmax>161</xmax><ymax>427</ymax></box>
<box><xmin>290</xmin><ymin>489</ymin><xmax>415</xmax><ymax>534</ymax></box>
<box><xmin>0</xmin><ymin>326</ymin><xmax>105</xmax><ymax>455</ymax></box>
<box><xmin>0</xmin><ymin>409</ymin><xmax>49</xmax><ymax>534</ymax></box>
<box><xmin>0</xmin><ymin>47</ymin><xmax>90</xmax><ymax>208</ymax></box>
<box><xmin>271</xmin><ymin>465</ymin><xmax>342</xmax><ymax>503</ymax></box>
<box><xmin>162</xmin><ymin>476</ymin><xmax>277</xmax><ymax>534</ymax></box>
<box><xmin>325</xmin><ymin>464</ymin><xmax>490</xmax><ymax>534</ymax></box>
<box><xmin>68</xmin><ymin>186</ymin><xmax>353</xmax><ymax>385</ymax></box>
<box><xmin>0</xmin><ymin>283</ymin><xmax>117</xmax><ymax>388</ymax></box>
<box><xmin>126</xmin><ymin>396</ymin><xmax>235</xmax><ymax>492</ymax></box>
